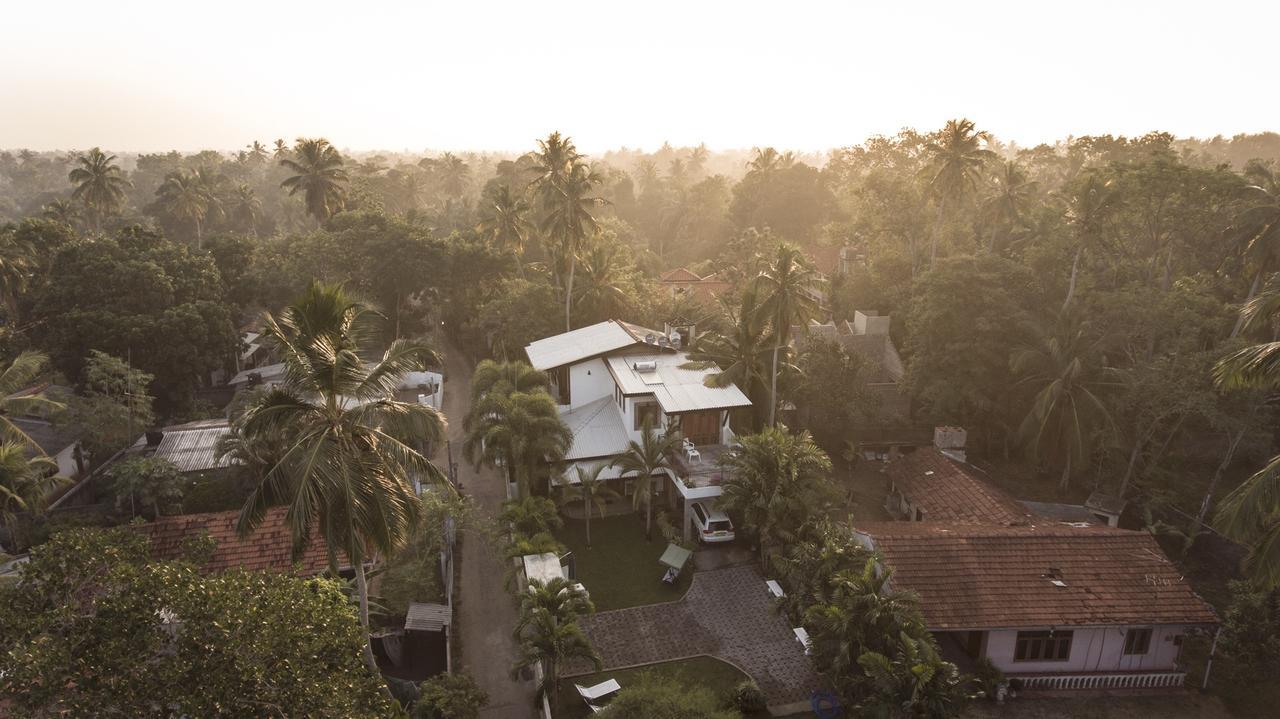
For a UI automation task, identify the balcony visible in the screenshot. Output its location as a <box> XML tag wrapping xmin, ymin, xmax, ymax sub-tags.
<box><xmin>667</xmin><ymin>443</ymin><xmax>732</xmax><ymax>493</ymax></box>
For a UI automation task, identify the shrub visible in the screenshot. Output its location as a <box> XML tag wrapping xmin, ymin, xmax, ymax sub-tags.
<box><xmin>729</xmin><ymin>679</ymin><xmax>767</xmax><ymax>713</ymax></box>
<box><xmin>972</xmin><ymin>657</ymin><xmax>1005</xmax><ymax>700</ymax></box>
<box><xmin>414</xmin><ymin>672</ymin><xmax>488</xmax><ymax>719</ymax></box>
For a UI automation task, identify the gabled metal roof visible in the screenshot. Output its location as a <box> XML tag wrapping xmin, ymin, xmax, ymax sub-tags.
<box><xmin>559</xmin><ymin>396</ymin><xmax>630</xmax><ymax>461</ymax></box>
<box><xmin>523</xmin><ymin>320</ymin><xmax>672</xmax><ymax>371</ymax></box>
<box><xmin>606</xmin><ymin>354</ymin><xmax>752</xmax><ymax>414</ymax></box>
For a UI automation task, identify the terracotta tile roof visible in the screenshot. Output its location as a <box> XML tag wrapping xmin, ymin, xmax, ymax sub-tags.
<box><xmin>139</xmin><ymin>507</ymin><xmax>343</xmax><ymax>575</ymax></box>
<box><xmin>857</xmin><ymin>522</ymin><xmax>1218</xmax><ymax>629</ymax></box>
<box><xmin>887</xmin><ymin>448</ymin><xmax>1032</xmax><ymax>526</ymax></box>
<box><xmin>659</xmin><ymin>267</ymin><xmax>704</xmax><ymax>283</ymax></box>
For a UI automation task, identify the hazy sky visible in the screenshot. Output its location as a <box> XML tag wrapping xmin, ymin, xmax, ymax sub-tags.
<box><xmin>2</xmin><ymin>0</ymin><xmax>1276</xmax><ymax>154</ymax></box>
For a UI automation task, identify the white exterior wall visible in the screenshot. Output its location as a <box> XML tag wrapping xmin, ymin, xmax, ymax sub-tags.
<box><xmin>53</xmin><ymin>443</ymin><xmax>80</xmax><ymax>479</ymax></box>
<box><xmin>620</xmin><ymin>393</ymin><xmax>667</xmax><ymax>443</ymax></box>
<box><xmin>985</xmin><ymin>625</ymin><xmax>1188</xmax><ymax>675</ymax></box>
<box><xmin>567</xmin><ymin>359</ymin><xmax>615</xmax><ymax>409</ymax></box>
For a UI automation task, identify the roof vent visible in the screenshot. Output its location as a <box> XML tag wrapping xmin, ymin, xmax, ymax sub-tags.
<box><xmin>633</xmin><ymin>360</ymin><xmax>658</xmax><ymax>373</ymax></box>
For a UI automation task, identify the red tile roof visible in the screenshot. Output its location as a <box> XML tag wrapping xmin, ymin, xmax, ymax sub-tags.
<box><xmin>887</xmin><ymin>448</ymin><xmax>1032</xmax><ymax>526</ymax></box>
<box><xmin>857</xmin><ymin>522</ymin><xmax>1218</xmax><ymax>630</ymax></box>
<box><xmin>659</xmin><ymin>267</ymin><xmax>704</xmax><ymax>283</ymax></box>
<box><xmin>139</xmin><ymin>507</ymin><xmax>343</xmax><ymax>575</ymax></box>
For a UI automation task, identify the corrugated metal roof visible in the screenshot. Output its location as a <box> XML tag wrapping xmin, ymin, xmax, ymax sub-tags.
<box><xmin>524</xmin><ymin>321</ymin><xmax>642</xmax><ymax>370</ymax></box>
<box><xmin>405</xmin><ymin>602</ymin><xmax>451</xmax><ymax>631</ymax></box>
<box><xmin>154</xmin><ymin>425</ymin><xmax>233</xmax><ymax>473</ymax></box>
<box><xmin>522</xmin><ymin>552</ymin><xmax>565</xmax><ymax>586</ymax></box>
<box><xmin>559</xmin><ymin>396</ymin><xmax>630</xmax><ymax>460</ymax></box>
<box><xmin>606</xmin><ymin>354</ymin><xmax>752</xmax><ymax>414</ymax></box>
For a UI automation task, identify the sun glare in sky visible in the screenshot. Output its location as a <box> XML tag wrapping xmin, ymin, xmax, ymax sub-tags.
<box><xmin>2</xmin><ymin>0</ymin><xmax>1276</xmax><ymax>153</ymax></box>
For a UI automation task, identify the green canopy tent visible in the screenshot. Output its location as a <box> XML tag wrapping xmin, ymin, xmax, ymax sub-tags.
<box><xmin>659</xmin><ymin>543</ymin><xmax>692</xmax><ymax>584</ymax></box>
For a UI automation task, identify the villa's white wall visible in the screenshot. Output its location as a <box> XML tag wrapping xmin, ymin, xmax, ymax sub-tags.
<box><xmin>53</xmin><ymin>443</ymin><xmax>79</xmax><ymax>479</ymax></box>
<box><xmin>985</xmin><ymin>625</ymin><xmax>1187</xmax><ymax>674</ymax></box>
<box><xmin>567</xmin><ymin>358</ymin><xmax>614</xmax><ymax>409</ymax></box>
<box><xmin>620</xmin><ymin>393</ymin><xmax>667</xmax><ymax>442</ymax></box>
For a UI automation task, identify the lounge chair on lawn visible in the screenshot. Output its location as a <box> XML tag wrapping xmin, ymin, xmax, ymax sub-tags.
<box><xmin>659</xmin><ymin>543</ymin><xmax>692</xmax><ymax>584</ymax></box>
<box><xmin>575</xmin><ymin>678</ymin><xmax>621</xmax><ymax>712</ymax></box>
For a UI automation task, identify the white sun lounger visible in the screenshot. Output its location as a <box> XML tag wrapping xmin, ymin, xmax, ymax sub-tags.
<box><xmin>766</xmin><ymin>579</ymin><xmax>785</xmax><ymax>598</ymax></box>
<box><xmin>575</xmin><ymin>678</ymin><xmax>621</xmax><ymax>703</ymax></box>
<box><xmin>793</xmin><ymin>626</ymin><xmax>813</xmax><ymax>655</ymax></box>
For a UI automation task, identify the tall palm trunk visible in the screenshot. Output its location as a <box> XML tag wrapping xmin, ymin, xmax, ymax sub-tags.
<box><xmin>1058</xmin><ymin>452</ymin><xmax>1073</xmax><ymax>491</ymax></box>
<box><xmin>353</xmin><ymin>558</ymin><xmax>393</xmax><ymax>699</ymax></box>
<box><xmin>1192</xmin><ymin>428</ymin><xmax>1247</xmax><ymax>537</ymax></box>
<box><xmin>1231</xmin><ymin>270</ymin><xmax>1265</xmax><ymax>338</ymax></box>
<box><xmin>645</xmin><ymin>490</ymin><xmax>652</xmax><ymax>540</ymax></box>
<box><xmin>563</xmin><ymin>252</ymin><xmax>576</xmax><ymax>332</ymax></box>
<box><xmin>929</xmin><ymin>199</ymin><xmax>946</xmax><ymax>269</ymax></box>
<box><xmin>768</xmin><ymin>344</ymin><xmax>780</xmax><ymax>427</ymax></box>
<box><xmin>1063</xmin><ymin>246</ymin><xmax>1083</xmax><ymax>312</ymax></box>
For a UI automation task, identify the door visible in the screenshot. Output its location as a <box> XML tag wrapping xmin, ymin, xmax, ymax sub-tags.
<box><xmin>681</xmin><ymin>410</ymin><xmax>720</xmax><ymax>446</ymax></box>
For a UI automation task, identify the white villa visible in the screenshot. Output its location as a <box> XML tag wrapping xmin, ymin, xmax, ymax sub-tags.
<box><xmin>524</xmin><ymin>320</ymin><xmax>752</xmax><ymax>540</ymax></box>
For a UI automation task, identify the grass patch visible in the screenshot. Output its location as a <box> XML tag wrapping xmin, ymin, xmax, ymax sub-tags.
<box><xmin>556</xmin><ymin>514</ymin><xmax>692</xmax><ymax>611</ymax></box>
<box><xmin>554</xmin><ymin>656</ymin><xmax>763</xmax><ymax>718</ymax></box>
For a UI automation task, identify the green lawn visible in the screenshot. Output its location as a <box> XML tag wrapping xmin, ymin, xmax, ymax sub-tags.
<box><xmin>556</xmin><ymin>514</ymin><xmax>692</xmax><ymax>611</ymax></box>
<box><xmin>554</xmin><ymin>656</ymin><xmax>766</xmax><ymax>718</ymax></box>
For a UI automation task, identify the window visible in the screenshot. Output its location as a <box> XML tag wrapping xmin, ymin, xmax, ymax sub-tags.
<box><xmin>634</xmin><ymin>401</ymin><xmax>661</xmax><ymax>431</ymax></box>
<box><xmin>1123</xmin><ymin>627</ymin><xmax>1152</xmax><ymax>655</ymax></box>
<box><xmin>1014</xmin><ymin>631</ymin><xmax>1073</xmax><ymax>662</ymax></box>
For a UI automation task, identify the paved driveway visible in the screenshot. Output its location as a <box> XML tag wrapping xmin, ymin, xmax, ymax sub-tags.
<box><xmin>568</xmin><ymin>564</ymin><xmax>821</xmax><ymax>707</ymax></box>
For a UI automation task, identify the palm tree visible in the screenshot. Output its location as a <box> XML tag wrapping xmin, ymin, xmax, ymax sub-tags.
<box><xmin>683</xmin><ymin>285</ymin><xmax>774</xmax><ymax>428</ymax></box>
<box><xmin>530</xmin><ymin>132</ymin><xmax>607</xmax><ymax>331</ymax></box>
<box><xmin>228</xmin><ymin>183</ymin><xmax>262</xmax><ymax>234</ymax></box>
<box><xmin>0</xmin><ymin>232</ymin><xmax>37</xmax><ymax>324</ymax></box>
<box><xmin>0</xmin><ymin>352</ymin><xmax>64</xmax><ymax>449</ymax></box>
<box><xmin>748</xmin><ymin>147</ymin><xmax>795</xmax><ymax>173</ymax></box>
<box><xmin>922</xmin><ymin>119</ymin><xmax>995</xmax><ymax>267</ymax></box>
<box><xmin>857</xmin><ymin>632</ymin><xmax>967</xmax><ymax>718</ymax></box>
<box><xmin>1214</xmin><ymin>280</ymin><xmax>1280</xmax><ymax>587</ymax></box>
<box><xmin>234</xmin><ymin>282</ymin><xmax>448</xmax><ymax>682</ymax></box>
<box><xmin>513</xmin><ymin>609</ymin><xmax>602</xmax><ymax>708</ymax></box>
<box><xmin>40</xmin><ymin>198</ymin><xmax>81</xmax><ymax>228</ymax></box>
<box><xmin>1011</xmin><ymin>314</ymin><xmax>1114</xmax><ymax>490</ymax></box>
<box><xmin>556</xmin><ymin>462</ymin><xmax>621</xmax><ymax>548</ymax></box>
<box><xmin>514</xmin><ymin>576</ymin><xmax>595</xmax><ymax>638</ymax></box>
<box><xmin>476</xmin><ymin>184</ymin><xmax>535</xmax><ymax>275</ymax></box>
<box><xmin>280</xmin><ymin>138</ymin><xmax>349</xmax><ymax>222</ymax></box>
<box><xmin>272</xmin><ymin>139</ymin><xmax>291</xmax><ymax>160</ymax></box>
<box><xmin>0</xmin><ymin>442</ymin><xmax>60</xmax><ymax>552</ymax></box>
<box><xmin>574</xmin><ymin>236</ymin><xmax>631</xmax><ymax>324</ymax></box>
<box><xmin>156</xmin><ymin>170</ymin><xmax>212</xmax><ymax>247</ymax></box>
<box><xmin>1059</xmin><ymin>171</ymin><xmax>1117</xmax><ymax>311</ymax></box>
<box><xmin>68</xmin><ymin>147</ymin><xmax>131</xmax><ymax>231</ymax></box>
<box><xmin>980</xmin><ymin>160</ymin><xmax>1037</xmax><ymax>253</ymax></box>
<box><xmin>464</xmin><ymin>389</ymin><xmax>571</xmax><ymax>498</ymax></box>
<box><xmin>246</xmin><ymin>141</ymin><xmax>270</xmax><ymax>165</ymax></box>
<box><xmin>499</xmin><ymin>495</ymin><xmax>563</xmax><ymax>537</ymax></box>
<box><xmin>437</xmin><ymin>153</ymin><xmax>471</xmax><ymax>198</ymax></box>
<box><xmin>610</xmin><ymin>422</ymin><xmax>679</xmax><ymax>540</ymax></box>
<box><xmin>633</xmin><ymin>159</ymin><xmax>660</xmax><ymax>195</ymax></box>
<box><xmin>754</xmin><ymin>243</ymin><xmax>823</xmax><ymax>426</ymax></box>
<box><xmin>718</xmin><ymin>426</ymin><xmax>832</xmax><ymax>563</ymax></box>
<box><xmin>1227</xmin><ymin>160</ymin><xmax>1280</xmax><ymax>337</ymax></box>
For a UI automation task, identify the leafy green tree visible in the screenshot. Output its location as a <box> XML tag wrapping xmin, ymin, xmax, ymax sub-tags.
<box><xmin>684</xmin><ymin>284</ymin><xmax>774</xmax><ymax>428</ymax></box>
<box><xmin>730</xmin><ymin>158</ymin><xmax>836</xmax><ymax>243</ymax></box>
<box><xmin>0</xmin><ymin>351</ymin><xmax>63</xmax><ymax>447</ymax></box>
<box><xmin>108</xmin><ymin>456</ymin><xmax>183</xmax><ymax>519</ymax></box>
<box><xmin>794</xmin><ymin>337</ymin><xmax>879</xmax><ymax>446</ymax></box>
<box><xmin>0</xmin><ymin>527</ymin><xmax>395</xmax><ymax>717</ymax></box>
<box><xmin>718</xmin><ymin>426</ymin><xmax>833</xmax><ymax>563</ymax></box>
<box><xmin>512</xmin><ymin>609</ymin><xmax>601</xmax><ymax>708</ymax></box>
<box><xmin>980</xmin><ymin>159</ymin><xmax>1036</xmax><ymax>253</ymax></box>
<box><xmin>856</xmin><ymin>632</ymin><xmax>969</xmax><ymax>719</ymax></box>
<box><xmin>476</xmin><ymin>184</ymin><xmax>535</xmax><ymax>274</ymax></box>
<box><xmin>597</xmin><ymin>672</ymin><xmax>738</xmax><ymax>719</ymax></box>
<box><xmin>754</xmin><ymin>242</ymin><xmax>823</xmax><ymax>426</ymax></box>
<box><xmin>473</xmin><ymin>278</ymin><xmax>562</xmax><ymax>359</ymax></box>
<box><xmin>610</xmin><ymin>421</ymin><xmax>679</xmax><ymax>540</ymax></box>
<box><xmin>922</xmin><ymin>119</ymin><xmax>995</xmax><ymax>267</ymax></box>
<box><xmin>68</xmin><ymin>147</ymin><xmax>131</xmax><ymax>231</ymax></box>
<box><xmin>499</xmin><ymin>495</ymin><xmax>563</xmax><ymax>537</ymax></box>
<box><xmin>414</xmin><ymin>672</ymin><xmax>489</xmax><ymax>719</ymax></box>
<box><xmin>514</xmin><ymin>576</ymin><xmax>594</xmax><ymax>639</ymax></box>
<box><xmin>0</xmin><ymin>442</ymin><xmax>60</xmax><ymax>552</ymax></box>
<box><xmin>55</xmin><ymin>350</ymin><xmax>155</xmax><ymax>465</ymax></box>
<box><xmin>234</xmin><ymin>282</ymin><xmax>448</xmax><ymax>682</ymax></box>
<box><xmin>557</xmin><ymin>462</ymin><xmax>621</xmax><ymax>548</ymax></box>
<box><xmin>280</xmin><ymin>137</ymin><xmax>349</xmax><ymax>222</ymax></box>
<box><xmin>1011</xmin><ymin>314</ymin><xmax>1115</xmax><ymax>490</ymax></box>
<box><xmin>1059</xmin><ymin>171</ymin><xmax>1118</xmax><ymax>311</ymax></box>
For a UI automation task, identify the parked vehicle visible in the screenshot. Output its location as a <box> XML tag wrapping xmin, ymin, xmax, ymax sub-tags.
<box><xmin>690</xmin><ymin>502</ymin><xmax>735</xmax><ymax>543</ymax></box>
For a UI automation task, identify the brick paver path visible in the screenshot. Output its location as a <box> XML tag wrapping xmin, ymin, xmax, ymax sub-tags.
<box><xmin>568</xmin><ymin>564</ymin><xmax>821</xmax><ymax>706</ymax></box>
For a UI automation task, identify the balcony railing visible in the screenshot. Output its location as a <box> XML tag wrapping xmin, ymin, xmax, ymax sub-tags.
<box><xmin>1015</xmin><ymin>671</ymin><xmax>1186</xmax><ymax>691</ymax></box>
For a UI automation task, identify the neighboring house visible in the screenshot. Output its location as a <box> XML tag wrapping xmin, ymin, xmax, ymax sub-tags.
<box><xmin>853</xmin><ymin>521</ymin><xmax>1218</xmax><ymax>690</ymax></box>
<box><xmin>12</xmin><ymin>417</ymin><xmax>83</xmax><ymax>480</ymax></box>
<box><xmin>525</xmin><ymin>320</ymin><xmax>753</xmax><ymax>540</ymax></box>
<box><xmin>145</xmin><ymin>418</ymin><xmax>234</xmax><ymax>474</ymax></box>
<box><xmin>211</xmin><ymin>329</ymin><xmax>276</xmax><ymax>387</ymax></box>
<box><xmin>871</xmin><ymin>432</ymin><xmax>1218</xmax><ymax>690</ymax></box>
<box><xmin>794</xmin><ymin>310</ymin><xmax>911</xmax><ymax>432</ymax></box>
<box><xmin>658</xmin><ymin>268</ymin><xmax>731</xmax><ymax>305</ymax></box>
<box><xmin>139</xmin><ymin>505</ymin><xmax>344</xmax><ymax>575</ymax></box>
<box><xmin>228</xmin><ymin>363</ymin><xmax>444</xmax><ymax>410</ymax></box>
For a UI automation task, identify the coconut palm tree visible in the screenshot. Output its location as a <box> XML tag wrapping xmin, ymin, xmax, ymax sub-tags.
<box><xmin>574</xmin><ymin>236</ymin><xmax>631</xmax><ymax>324</ymax></box>
<box><xmin>514</xmin><ymin>576</ymin><xmax>595</xmax><ymax>638</ymax></box>
<box><xmin>246</xmin><ymin>141</ymin><xmax>270</xmax><ymax>165</ymax></box>
<box><xmin>280</xmin><ymin>138</ymin><xmax>349</xmax><ymax>222</ymax></box>
<box><xmin>0</xmin><ymin>231</ymin><xmax>37</xmax><ymax>324</ymax></box>
<box><xmin>0</xmin><ymin>442</ymin><xmax>60</xmax><ymax>551</ymax></box>
<box><xmin>921</xmin><ymin>119</ymin><xmax>995</xmax><ymax>267</ymax></box>
<box><xmin>234</xmin><ymin>282</ymin><xmax>448</xmax><ymax>683</ymax></box>
<box><xmin>156</xmin><ymin>170</ymin><xmax>212</xmax><ymax>247</ymax></box>
<box><xmin>437</xmin><ymin>153</ymin><xmax>471</xmax><ymax>198</ymax></box>
<box><xmin>463</xmin><ymin>389</ymin><xmax>571</xmax><ymax>498</ymax></box>
<box><xmin>610</xmin><ymin>421</ymin><xmax>679</xmax><ymax>540</ymax></box>
<box><xmin>476</xmin><ymin>184</ymin><xmax>535</xmax><ymax>274</ymax></box>
<box><xmin>40</xmin><ymin>198</ymin><xmax>81</xmax><ymax>228</ymax></box>
<box><xmin>748</xmin><ymin>147</ymin><xmax>795</xmax><ymax>173</ymax></box>
<box><xmin>272</xmin><ymin>139</ymin><xmax>291</xmax><ymax>160</ymax></box>
<box><xmin>717</xmin><ymin>426</ymin><xmax>832</xmax><ymax>563</ymax></box>
<box><xmin>980</xmin><ymin>160</ymin><xmax>1037</xmax><ymax>253</ymax></box>
<box><xmin>1059</xmin><ymin>171</ymin><xmax>1117</xmax><ymax>312</ymax></box>
<box><xmin>228</xmin><ymin>183</ymin><xmax>262</xmax><ymax>234</ymax></box>
<box><xmin>1214</xmin><ymin>280</ymin><xmax>1280</xmax><ymax>587</ymax></box>
<box><xmin>1011</xmin><ymin>314</ymin><xmax>1115</xmax><ymax>490</ymax></box>
<box><xmin>857</xmin><ymin>632</ymin><xmax>968</xmax><ymax>719</ymax></box>
<box><xmin>683</xmin><ymin>285</ymin><xmax>774</xmax><ymax>428</ymax></box>
<box><xmin>68</xmin><ymin>147</ymin><xmax>131</xmax><ymax>231</ymax></box>
<box><xmin>556</xmin><ymin>462</ymin><xmax>621</xmax><ymax>548</ymax></box>
<box><xmin>754</xmin><ymin>243</ymin><xmax>823</xmax><ymax>426</ymax></box>
<box><xmin>512</xmin><ymin>609</ymin><xmax>601</xmax><ymax>708</ymax></box>
<box><xmin>0</xmin><ymin>352</ymin><xmax>63</xmax><ymax>449</ymax></box>
<box><xmin>1227</xmin><ymin>160</ymin><xmax>1280</xmax><ymax>337</ymax></box>
<box><xmin>530</xmin><ymin>132</ymin><xmax>607</xmax><ymax>331</ymax></box>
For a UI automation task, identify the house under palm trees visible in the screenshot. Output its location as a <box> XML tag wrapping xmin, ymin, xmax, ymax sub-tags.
<box><xmin>524</xmin><ymin>320</ymin><xmax>753</xmax><ymax>540</ymax></box>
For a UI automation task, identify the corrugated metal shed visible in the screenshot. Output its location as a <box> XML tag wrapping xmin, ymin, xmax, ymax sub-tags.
<box><xmin>606</xmin><ymin>354</ymin><xmax>752</xmax><ymax>414</ymax></box>
<box><xmin>154</xmin><ymin>425</ymin><xmax>233</xmax><ymax>473</ymax></box>
<box><xmin>559</xmin><ymin>396</ymin><xmax>630</xmax><ymax>460</ymax></box>
<box><xmin>524</xmin><ymin>320</ymin><xmax>649</xmax><ymax>370</ymax></box>
<box><xmin>522</xmin><ymin>552</ymin><xmax>566</xmax><ymax>586</ymax></box>
<box><xmin>405</xmin><ymin>602</ymin><xmax>451</xmax><ymax>632</ymax></box>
